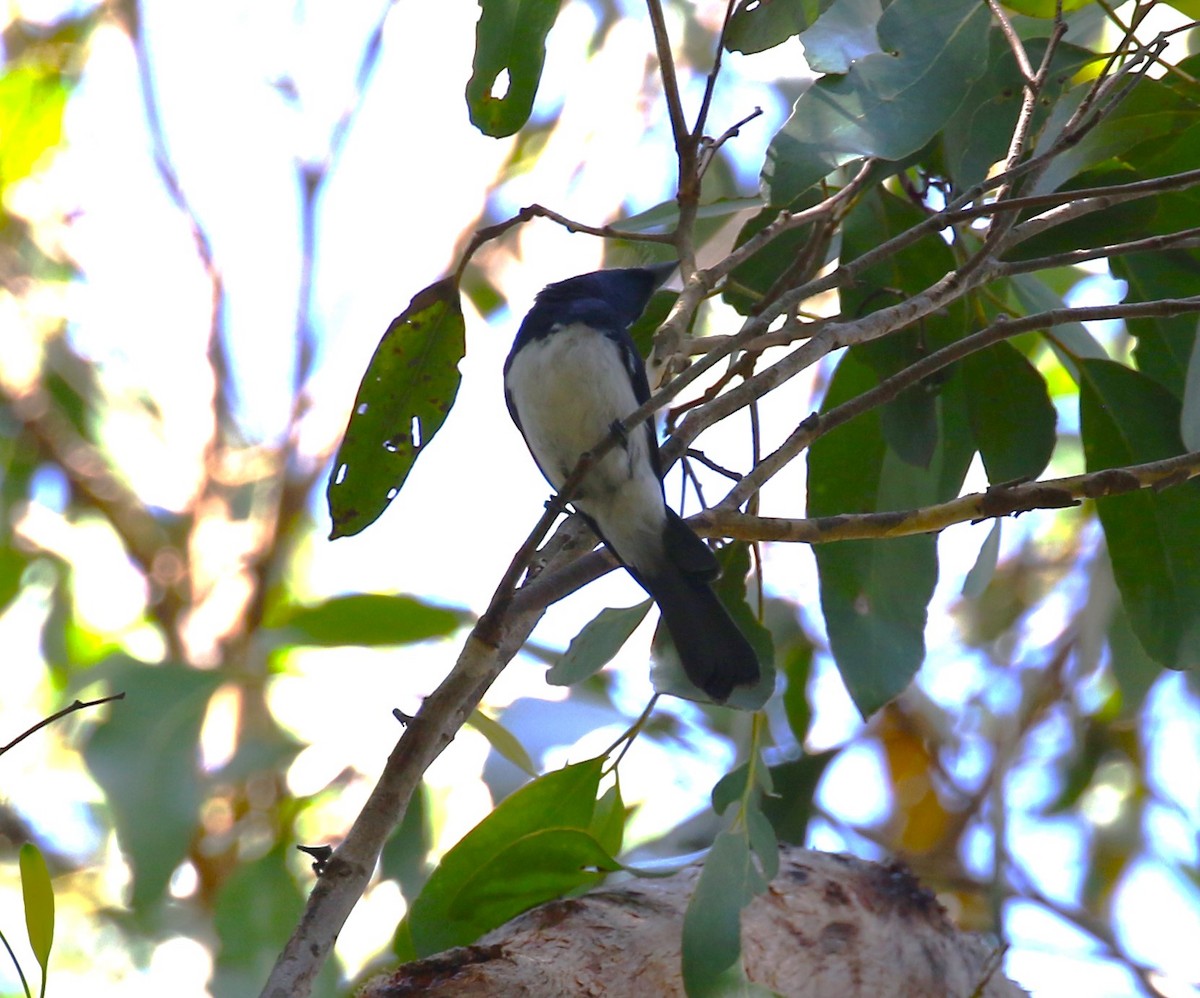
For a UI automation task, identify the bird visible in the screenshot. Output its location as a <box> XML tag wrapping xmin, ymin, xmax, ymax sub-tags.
<box><xmin>503</xmin><ymin>264</ymin><xmax>761</xmax><ymax>702</ymax></box>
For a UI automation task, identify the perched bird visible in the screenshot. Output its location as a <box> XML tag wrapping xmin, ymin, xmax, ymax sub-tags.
<box><xmin>503</xmin><ymin>265</ymin><xmax>760</xmax><ymax>701</ymax></box>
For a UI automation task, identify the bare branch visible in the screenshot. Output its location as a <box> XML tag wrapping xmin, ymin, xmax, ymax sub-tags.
<box><xmin>695</xmin><ymin>451</ymin><xmax>1200</xmax><ymax>544</ymax></box>
<box><xmin>0</xmin><ymin>693</ymin><xmax>126</xmax><ymax>757</ymax></box>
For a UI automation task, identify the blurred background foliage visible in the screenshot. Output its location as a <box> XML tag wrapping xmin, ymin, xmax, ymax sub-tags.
<box><xmin>0</xmin><ymin>1</ymin><xmax>1198</xmax><ymax>996</ymax></box>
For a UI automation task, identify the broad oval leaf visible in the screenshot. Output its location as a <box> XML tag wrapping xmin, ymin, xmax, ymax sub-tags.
<box><xmin>1080</xmin><ymin>359</ymin><xmax>1200</xmax><ymax>670</ymax></box>
<box><xmin>808</xmin><ymin>351</ymin><xmax>974</xmax><ymax>716</ymax></box>
<box><xmin>327</xmin><ymin>277</ymin><xmax>464</xmax><ymax>539</ymax></box>
<box><xmin>405</xmin><ymin>756</ymin><xmax>607</xmax><ymax>956</ymax></box>
<box><xmin>465</xmin><ymin>0</ymin><xmax>563</xmax><ymax>137</ymax></box>
<box><xmin>763</xmin><ymin>0</ymin><xmax>991</xmax><ymax>203</ymax></box>
<box><xmin>681</xmin><ymin>829</ymin><xmax>770</xmax><ymax>996</ymax></box>
<box><xmin>547</xmin><ymin>600</ymin><xmax>652</xmax><ymax>687</ymax></box>
<box><xmin>266</xmin><ymin>593</ymin><xmax>469</xmax><ymax>647</ymax></box>
<box><xmin>962</xmin><ymin>341</ymin><xmax>1057</xmax><ymax>484</ymax></box>
<box><xmin>467</xmin><ymin>709</ymin><xmax>538</xmax><ymax>777</ymax></box>
<box><xmin>19</xmin><ymin>842</ymin><xmax>54</xmax><ymax>973</ymax></box>
<box><xmin>724</xmin><ymin>0</ymin><xmax>834</xmax><ymax>55</ymax></box>
<box><xmin>82</xmin><ymin>659</ymin><xmax>222</xmax><ymax>913</ymax></box>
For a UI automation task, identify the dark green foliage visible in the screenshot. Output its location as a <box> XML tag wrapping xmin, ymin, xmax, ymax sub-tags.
<box><xmin>327</xmin><ymin>278</ymin><xmax>465</xmax><ymax>539</ymax></box>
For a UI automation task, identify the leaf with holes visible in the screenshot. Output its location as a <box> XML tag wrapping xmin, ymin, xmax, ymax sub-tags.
<box><xmin>466</xmin><ymin>0</ymin><xmax>563</xmax><ymax>137</ymax></box>
<box><xmin>327</xmin><ymin>278</ymin><xmax>464</xmax><ymax>539</ymax></box>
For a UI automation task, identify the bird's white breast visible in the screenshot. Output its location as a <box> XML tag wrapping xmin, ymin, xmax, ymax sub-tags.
<box><xmin>505</xmin><ymin>322</ymin><xmax>667</xmax><ymax>570</ymax></box>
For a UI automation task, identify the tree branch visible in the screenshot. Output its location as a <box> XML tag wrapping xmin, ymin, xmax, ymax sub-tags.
<box><xmin>695</xmin><ymin>451</ymin><xmax>1200</xmax><ymax>544</ymax></box>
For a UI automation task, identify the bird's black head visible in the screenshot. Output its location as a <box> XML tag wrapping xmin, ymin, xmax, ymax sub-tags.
<box><xmin>533</xmin><ymin>263</ymin><xmax>676</xmax><ymax>330</ymax></box>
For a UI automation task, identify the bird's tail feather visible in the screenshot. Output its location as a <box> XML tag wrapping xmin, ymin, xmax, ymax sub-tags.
<box><xmin>643</xmin><ymin>559</ymin><xmax>760</xmax><ymax>702</ymax></box>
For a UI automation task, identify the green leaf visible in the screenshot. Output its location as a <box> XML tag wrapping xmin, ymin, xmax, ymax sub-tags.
<box><xmin>799</xmin><ymin>0</ymin><xmax>885</xmax><ymax>75</ymax></box>
<box><xmin>211</xmin><ymin>847</ymin><xmax>337</xmax><ymax>998</ymax></box>
<box><xmin>465</xmin><ymin>0</ymin><xmax>563</xmax><ymax>137</ymax></box>
<box><xmin>405</xmin><ymin>757</ymin><xmax>609</xmax><ymax>956</ymax></box>
<box><xmin>808</xmin><ymin>351</ymin><xmax>974</xmax><ymax>716</ymax></box>
<box><xmin>327</xmin><ymin>277</ymin><xmax>464</xmax><ymax>538</ymax></box>
<box><xmin>547</xmin><ymin>601</ymin><xmax>652</xmax><ymax>687</ymax></box>
<box><xmin>763</xmin><ymin>0</ymin><xmax>991</xmax><ymax>203</ymax></box>
<box><xmin>1107</xmin><ymin>596</ymin><xmax>1160</xmax><ymax>720</ymax></box>
<box><xmin>779</xmin><ymin>627</ymin><xmax>814</xmax><ymax>744</ymax></box>
<box><xmin>962</xmin><ymin>519</ymin><xmax>1002</xmax><ymax>599</ymax></box>
<box><xmin>82</xmin><ymin>659</ymin><xmax>222</xmax><ymax>914</ymax></box>
<box><xmin>1080</xmin><ymin>359</ymin><xmax>1200</xmax><ymax>670</ymax></box>
<box><xmin>721</xmin><ymin>191</ymin><xmax>831</xmax><ymax>316</ymax></box>
<box><xmin>962</xmin><ymin>342</ymin><xmax>1057</xmax><ymax>483</ymax></box>
<box><xmin>266</xmin><ymin>593</ymin><xmax>468</xmax><ymax>647</ymax></box>
<box><xmin>589</xmin><ymin>782</ymin><xmax>626</xmax><ymax>858</ymax></box>
<box><xmin>681</xmin><ymin>830</ymin><xmax>769</xmax><ymax>995</ymax></box>
<box><xmin>447</xmin><ymin>827</ymin><xmax>619</xmax><ymax>925</ymax></box>
<box><xmin>999</xmin><ymin>0</ymin><xmax>1093</xmax><ymax>17</ymax></box>
<box><xmin>1032</xmin><ymin>73</ymin><xmax>1197</xmax><ymax>197</ymax></box>
<box><xmin>760</xmin><ymin>752</ymin><xmax>838</xmax><ymax>844</ymax></box>
<box><xmin>943</xmin><ymin>34</ymin><xmax>1088</xmax><ymax>189</ymax></box>
<box><xmin>628</xmin><ymin>290</ymin><xmax>679</xmax><ymax>360</ymax></box>
<box><xmin>0</xmin><ymin>61</ymin><xmax>69</xmax><ymax>186</ymax></box>
<box><xmin>745</xmin><ymin>804</ymin><xmax>780</xmax><ymax>882</ymax></box>
<box><xmin>725</xmin><ymin>0</ymin><xmax>834</xmax><ymax>55</ymax></box>
<box><xmin>1183</xmin><ymin>328</ymin><xmax>1200</xmax><ymax>452</ymax></box>
<box><xmin>381</xmin><ymin>782</ymin><xmax>433</xmax><ymax>903</ymax></box>
<box><xmin>840</xmin><ymin>188</ymin><xmax>968</xmax><ymax>469</ymax></box>
<box><xmin>1008</xmin><ymin>271</ymin><xmax>1107</xmax><ymax>381</ymax></box>
<box><xmin>19</xmin><ymin>843</ymin><xmax>53</xmax><ymax>977</ymax></box>
<box><xmin>1111</xmin><ymin>251</ymin><xmax>1200</xmax><ymax>399</ymax></box>
<box><xmin>467</xmin><ymin>709</ymin><xmax>538</xmax><ymax>777</ymax></box>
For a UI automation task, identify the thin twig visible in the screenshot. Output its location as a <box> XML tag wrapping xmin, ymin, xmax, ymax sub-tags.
<box><xmin>0</xmin><ymin>693</ymin><xmax>126</xmax><ymax>757</ymax></box>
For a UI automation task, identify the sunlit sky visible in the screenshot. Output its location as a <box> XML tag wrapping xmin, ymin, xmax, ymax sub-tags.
<box><xmin>3</xmin><ymin>0</ymin><xmax>1199</xmax><ymax>995</ymax></box>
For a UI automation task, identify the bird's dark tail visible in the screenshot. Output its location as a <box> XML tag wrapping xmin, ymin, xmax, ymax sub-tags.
<box><xmin>640</xmin><ymin>513</ymin><xmax>761</xmax><ymax>702</ymax></box>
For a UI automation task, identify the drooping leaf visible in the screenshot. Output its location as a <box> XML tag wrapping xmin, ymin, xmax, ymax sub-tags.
<box><xmin>962</xmin><ymin>519</ymin><xmax>1002</xmax><ymax>599</ymax></box>
<box><xmin>467</xmin><ymin>709</ymin><xmax>538</xmax><ymax>777</ymax></box>
<box><xmin>327</xmin><ymin>277</ymin><xmax>464</xmax><ymax>538</ymax></box>
<box><xmin>589</xmin><ymin>782</ymin><xmax>627</xmax><ymax>858</ymax></box>
<box><xmin>808</xmin><ymin>351</ymin><xmax>974</xmax><ymax>716</ymax></box>
<box><xmin>19</xmin><ymin>843</ymin><xmax>53</xmax><ymax>977</ymax></box>
<box><xmin>840</xmin><ymin>189</ymin><xmax>968</xmax><ymax>469</ymax></box>
<box><xmin>547</xmin><ymin>600</ymin><xmax>652</xmax><ymax>687</ymax></box>
<box><xmin>724</xmin><ymin>0</ymin><xmax>834</xmax><ymax>55</ymax></box>
<box><xmin>266</xmin><ymin>593</ymin><xmax>469</xmax><ymax>647</ymax></box>
<box><xmin>760</xmin><ymin>752</ymin><xmax>838</xmax><ymax>844</ymax></box>
<box><xmin>1079</xmin><ymin>359</ymin><xmax>1200</xmax><ymax>671</ymax></box>
<box><xmin>1111</xmin><ymin>251</ymin><xmax>1200</xmax><ymax>399</ymax></box>
<box><xmin>466</xmin><ymin>0</ymin><xmax>563</xmax><ymax>137</ymax></box>
<box><xmin>681</xmin><ymin>830</ymin><xmax>770</xmax><ymax>996</ymax></box>
<box><xmin>381</xmin><ymin>782</ymin><xmax>434</xmax><ymax>904</ymax></box>
<box><xmin>1183</xmin><ymin>330</ymin><xmax>1200</xmax><ymax>452</ymax></box>
<box><xmin>403</xmin><ymin>757</ymin><xmax>613</xmax><ymax>957</ymax></box>
<box><xmin>763</xmin><ymin>0</ymin><xmax>991</xmax><ymax>203</ymax></box>
<box><xmin>962</xmin><ymin>341</ymin><xmax>1057</xmax><ymax>484</ymax></box>
<box><xmin>82</xmin><ymin>659</ymin><xmax>222</xmax><ymax>914</ymax></box>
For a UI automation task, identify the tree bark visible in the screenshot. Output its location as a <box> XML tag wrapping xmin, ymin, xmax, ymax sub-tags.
<box><xmin>359</xmin><ymin>848</ymin><xmax>1026</xmax><ymax>998</ymax></box>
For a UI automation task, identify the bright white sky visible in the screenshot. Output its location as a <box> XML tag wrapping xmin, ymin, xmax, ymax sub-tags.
<box><xmin>2</xmin><ymin>0</ymin><xmax>1199</xmax><ymax>995</ymax></box>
